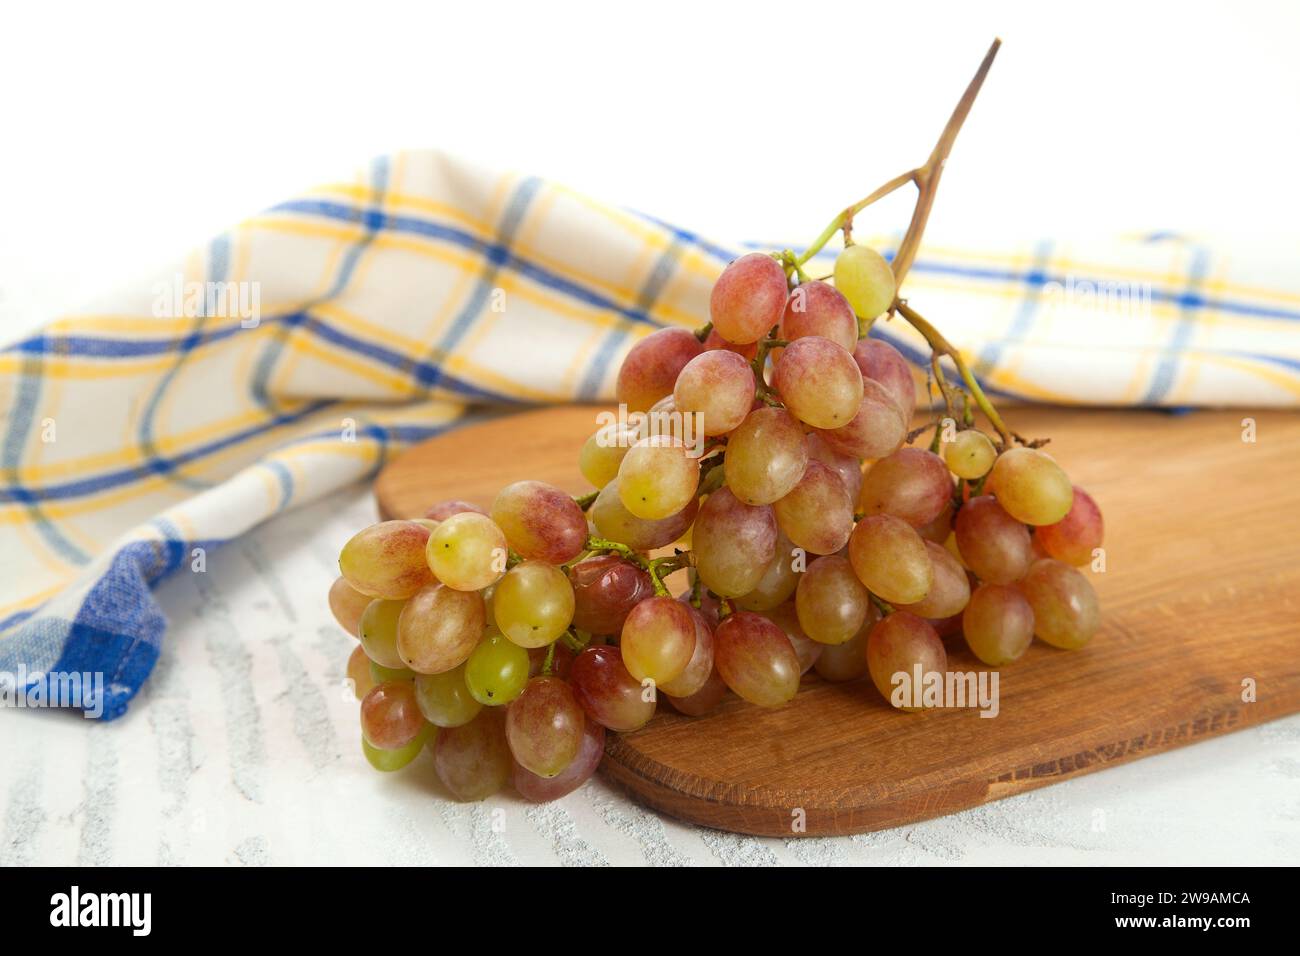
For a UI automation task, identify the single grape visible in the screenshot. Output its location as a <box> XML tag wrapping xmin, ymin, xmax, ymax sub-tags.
<box><xmin>773</xmin><ymin>460</ymin><xmax>854</xmax><ymax>555</ymax></box>
<box><xmin>513</xmin><ymin>717</ymin><xmax>606</xmax><ymax>802</ymax></box>
<box><xmin>666</xmin><ymin>668</ymin><xmax>729</xmax><ymax>717</ymax></box>
<box><xmin>673</xmin><ymin>349</ymin><xmax>756</xmax><ymax>437</ymax></box>
<box><xmin>692</xmin><ymin>486</ymin><xmax>778</xmax><ymax>597</ymax></box>
<box><xmin>834</xmin><ymin>245</ymin><xmax>896</xmax><ymax>321</ymax></box>
<box><xmin>724</xmin><ymin>406</ymin><xmax>808</xmax><ymax>505</ymax></box>
<box><xmin>579</xmin><ymin>423</ymin><xmax>637</xmax><ymax>489</ymax></box>
<box><xmin>848</xmin><ymin>514</ymin><xmax>934</xmax><ymax>605</ymax></box>
<box><xmin>616</xmin><ymin>326</ymin><xmax>705</xmax><ymax>413</ymax></box>
<box><xmin>795</xmin><ymin>555</ymin><xmax>869</xmax><ymax>645</ymax></box>
<box><xmin>659</xmin><ymin>605</ymin><xmax>715</xmax><ymax>698</ymax></box>
<box><xmin>1020</xmin><ymin>558</ymin><xmax>1100</xmax><ymax>649</ymax></box>
<box><xmin>763</xmin><ymin>601</ymin><xmax>824</xmax><ymax>673</ymax></box>
<box><xmin>490</xmin><ymin>480</ymin><xmax>587</xmax><ymax>564</ymax></box>
<box><xmin>817</xmin><ymin>379</ymin><xmax>908</xmax><ymax>461</ymax></box>
<box><xmin>464</xmin><ymin>630</ymin><xmax>531</xmax><ymax>706</ymax></box>
<box><xmin>860</xmin><ymin>447</ymin><xmax>953</xmax><ymax>527</ymax></box>
<box><xmin>805</xmin><ymin>432</ymin><xmax>863</xmax><ymax>504</ymax></box>
<box><xmin>414</xmin><ymin>663</ymin><xmax>483</xmax><ymax>727</ymax></box>
<box><xmin>369</xmin><ymin>660</ymin><xmax>415</xmax><ymax>683</ymax></box>
<box><xmin>897</xmin><ymin>541</ymin><xmax>971</xmax><ymax>620</ymax></box>
<box><xmin>702</xmin><ymin>326</ymin><xmax>759</xmax><ymax>361</ymax></box>
<box><xmin>987</xmin><ymin>447</ymin><xmax>1073</xmax><ymax>526</ymax></box>
<box><xmin>492</xmin><ymin>560</ymin><xmax>575</xmax><ymax>649</ymax></box>
<box><xmin>569</xmin><ymin>644</ymin><xmax>656</xmax><ymax>731</ymax></box>
<box><xmin>434</xmin><ymin>709</ymin><xmax>512</xmax><ymax>800</ymax></box>
<box><xmin>916</xmin><ymin>499</ymin><xmax>954</xmax><ymax>545</ymax></box>
<box><xmin>425</xmin><ymin>499</ymin><xmax>488</xmax><ymax>521</ymax></box>
<box><xmin>590</xmin><ymin>478</ymin><xmax>697</xmax><ymax>551</ymax></box>
<box><xmin>943</xmin><ymin>430</ymin><xmax>997</xmax><ymax>480</ymax></box>
<box><xmin>568</xmin><ymin>554</ymin><xmax>654</xmax><ymax>635</ymax></box>
<box><xmin>505</xmin><ymin>676</ymin><xmax>585</xmax><ymax>778</ymax></box>
<box><xmin>735</xmin><ymin>532</ymin><xmax>801</xmax><ymax>611</ymax></box>
<box><xmin>954</xmin><ymin>495</ymin><xmax>1033</xmax><ymax>584</ymax></box>
<box><xmin>338</xmin><ymin>520</ymin><xmax>434</xmax><ymax>599</ymax></box>
<box><xmin>347</xmin><ymin>644</ymin><xmax>376</xmax><ymax>700</ymax></box>
<box><xmin>360</xmin><ymin>681</ymin><xmax>428</xmax><ymax>750</ymax></box>
<box><xmin>617</xmin><ymin>435</ymin><xmax>700</xmax><ymax>520</ymax></box>
<box><xmin>363</xmin><ymin>725</ymin><xmax>432</xmax><ymax>772</ymax></box>
<box><xmin>928</xmin><ymin>611</ymin><xmax>965</xmax><ymax>640</ymax></box>
<box><xmin>866</xmin><ymin>612</ymin><xmax>947</xmax><ymax>712</ymax></box>
<box><xmin>852</xmin><ymin>338</ymin><xmax>916</xmax><ymax>421</ymax></box>
<box><xmin>710</xmin><ymin>252</ymin><xmax>789</xmax><ymax>345</ymax></box>
<box><xmin>395</xmin><ymin>584</ymin><xmax>485</xmax><ymax>674</ymax></box>
<box><xmin>962</xmin><ymin>583</ymin><xmax>1034</xmax><ymax>665</ymax></box>
<box><xmin>780</xmin><ymin>280</ymin><xmax>857</xmax><ymax>352</ymax></box>
<box><xmin>619</xmin><ymin>596</ymin><xmax>696</xmax><ymax>685</ymax></box>
<box><xmin>358</xmin><ymin>598</ymin><xmax>407</xmax><ymax>669</ymax></box>
<box><xmin>772</xmin><ymin>336</ymin><xmax>863</xmax><ymax>429</ymax></box>
<box><xmin>329</xmin><ymin>576</ymin><xmax>372</xmax><ymax>637</ymax></box>
<box><xmin>426</xmin><ymin>512</ymin><xmax>507</xmax><ymax>592</ymax></box>
<box><xmin>714</xmin><ymin>611</ymin><xmax>801</xmax><ymax>707</ymax></box>
<box><xmin>1036</xmin><ymin>486</ymin><xmax>1104</xmax><ymax>567</ymax></box>
<box><xmin>813</xmin><ymin>606</ymin><xmax>880</xmax><ymax>682</ymax></box>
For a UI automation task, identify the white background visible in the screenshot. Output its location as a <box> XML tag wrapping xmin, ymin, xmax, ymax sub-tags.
<box><xmin>1</xmin><ymin>0</ymin><xmax>1298</xmax><ymax>866</ymax></box>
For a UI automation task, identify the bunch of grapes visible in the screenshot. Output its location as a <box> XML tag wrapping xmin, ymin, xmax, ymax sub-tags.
<box><xmin>326</xmin><ymin>240</ymin><xmax>1105</xmax><ymax>804</ymax></box>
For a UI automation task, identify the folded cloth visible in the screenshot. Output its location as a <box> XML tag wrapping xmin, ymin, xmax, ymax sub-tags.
<box><xmin>2</xmin><ymin>150</ymin><xmax>1298</xmax><ymax>720</ymax></box>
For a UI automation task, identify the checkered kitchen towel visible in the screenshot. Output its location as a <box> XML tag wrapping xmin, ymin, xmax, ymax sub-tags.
<box><xmin>2</xmin><ymin>150</ymin><xmax>1299</xmax><ymax>719</ymax></box>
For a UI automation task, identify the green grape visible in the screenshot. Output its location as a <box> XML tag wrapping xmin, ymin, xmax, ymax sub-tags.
<box><xmin>620</xmin><ymin>595</ymin><xmax>697</xmax><ymax>685</ymax></box>
<box><xmin>493</xmin><ymin>560</ymin><xmax>575</xmax><ymax>648</ymax></box>
<box><xmin>772</xmin><ymin>336</ymin><xmax>863</xmax><ymax>429</ymax></box>
<box><xmin>673</xmin><ymin>349</ymin><xmax>756</xmax><ymax>436</ymax></box>
<box><xmin>713</xmin><ymin>611</ymin><xmax>801</xmax><ymax>707</ymax></box>
<box><xmin>414</xmin><ymin>662</ymin><xmax>483</xmax><ymax>727</ymax></box>
<box><xmin>833</xmin><ymin>245</ymin><xmax>896</xmax><ymax>320</ymax></box>
<box><xmin>773</xmin><ymin>460</ymin><xmax>854</xmax><ymax>555</ymax></box>
<box><xmin>426</xmin><ymin>512</ymin><xmax>507</xmax><ymax>592</ymax></box>
<box><xmin>360</xmin><ymin>681</ymin><xmax>428</xmax><ymax>749</ymax></box>
<box><xmin>1019</xmin><ymin>558</ymin><xmax>1100</xmax><ymax>649</ymax></box>
<box><xmin>724</xmin><ymin>407</ymin><xmax>808</xmax><ymax>505</ymax></box>
<box><xmin>491</xmin><ymin>480</ymin><xmax>588</xmax><ymax>564</ymax></box>
<box><xmin>395</xmin><ymin>584</ymin><xmax>485</xmax><ymax>674</ymax></box>
<box><xmin>579</xmin><ymin>424</ymin><xmax>636</xmax><ymax>488</ymax></box>
<box><xmin>896</xmin><ymin>541</ymin><xmax>971</xmax><ymax>619</ymax></box>
<box><xmin>735</xmin><ymin>532</ymin><xmax>801</xmax><ymax>611</ymax></box>
<box><xmin>795</xmin><ymin>555</ymin><xmax>869</xmax><ymax>645</ymax></box>
<box><xmin>464</xmin><ymin>630</ymin><xmax>531</xmax><ymax>706</ymax></box>
<box><xmin>338</xmin><ymin>520</ymin><xmax>434</xmax><ymax>599</ymax></box>
<box><xmin>848</xmin><ymin>515</ymin><xmax>934</xmax><ymax>605</ymax></box>
<box><xmin>329</xmin><ymin>576</ymin><xmax>372</xmax><ymax>637</ymax></box>
<box><xmin>358</xmin><ymin>598</ymin><xmax>407</xmax><ymax>669</ymax></box>
<box><xmin>434</xmin><ymin>709</ymin><xmax>512</xmax><ymax>800</ymax></box>
<box><xmin>866</xmin><ymin>612</ymin><xmax>947</xmax><ymax>712</ymax></box>
<box><xmin>943</xmin><ymin>430</ymin><xmax>997</xmax><ymax>480</ymax></box>
<box><xmin>617</xmin><ymin>435</ymin><xmax>700</xmax><ymax>520</ymax></box>
<box><xmin>709</xmin><ymin>252</ymin><xmax>790</xmax><ymax>345</ymax></box>
<box><xmin>362</xmin><ymin>724</ymin><xmax>432</xmax><ymax>772</ymax></box>
<box><xmin>347</xmin><ymin>644</ymin><xmax>376</xmax><ymax>700</ymax></box>
<box><xmin>369</xmin><ymin>660</ymin><xmax>415</xmax><ymax>683</ymax></box>
<box><xmin>692</xmin><ymin>486</ymin><xmax>777</xmax><ymax>597</ymax></box>
<box><xmin>590</xmin><ymin>478</ymin><xmax>697</xmax><ymax>551</ymax></box>
<box><xmin>962</xmin><ymin>583</ymin><xmax>1034</xmax><ymax>665</ymax></box>
<box><xmin>987</xmin><ymin>447</ymin><xmax>1073</xmax><ymax>526</ymax></box>
<box><xmin>505</xmin><ymin>676</ymin><xmax>586</xmax><ymax>778</ymax></box>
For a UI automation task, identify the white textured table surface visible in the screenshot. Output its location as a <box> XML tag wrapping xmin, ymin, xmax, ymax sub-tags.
<box><xmin>2</xmin><ymin>485</ymin><xmax>1297</xmax><ymax>867</ymax></box>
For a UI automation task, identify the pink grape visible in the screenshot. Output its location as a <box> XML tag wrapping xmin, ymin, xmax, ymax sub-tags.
<box><xmin>710</xmin><ymin>253</ymin><xmax>789</xmax><ymax>345</ymax></box>
<box><xmin>916</xmin><ymin>499</ymin><xmax>955</xmax><ymax>545</ymax></box>
<box><xmin>735</xmin><ymin>532</ymin><xmax>801</xmax><ymax>611</ymax></box>
<box><xmin>347</xmin><ymin>644</ymin><xmax>377</xmax><ymax>700</ymax></box>
<box><xmin>817</xmin><ymin>379</ymin><xmax>908</xmax><ymax>461</ymax></box>
<box><xmin>329</xmin><ymin>576</ymin><xmax>372</xmax><ymax>637</ymax></box>
<box><xmin>714</xmin><ymin>611</ymin><xmax>802</xmax><ymax>706</ymax></box>
<box><xmin>490</xmin><ymin>480</ymin><xmax>587</xmax><ymax>564</ymax></box>
<box><xmin>673</xmin><ymin>349</ymin><xmax>756</xmax><ymax>436</ymax></box>
<box><xmin>780</xmin><ymin>280</ymin><xmax>857</xmax><ymax>352</ymax></box>
<box><xmin>617</xmin><ymin>435</ymin><xmax>700</xmax><ymax>520</ymax></box>
<box><xmin>569</xmin><ymin>645</ymin><xmax>656</xmax><ymax>732</ymax></box>
<box><xmin>897</xmin><ymin>541</ymin><xmax>971</xmax><ymax>619</ymax></box>
<box><xmin>338</xmin><ymin>520</ymin><xmax>434</xmax><ymax>599</ymax></box>
<box><xmin>568</xmin><ymin>554</ymin><xmax>654</xmax><ymax>635</ymax></box>
<box><xmin>666</xmin><ymin>668</ymin><xmax>729</xmax><ymax>717</ymax></box>
<box><xmin>702</xmin><ymin>327</ymin><xmax>759</xmax><ymax>361</ymax></box>
<box><xmin>860</xmin><ymin>447</ymin><xmax>953</xmax><ymax>527</ymax></box>
<box><xmin>804</xmin><ymin>432</ymin><xmax>863</xmax><ymax>504</ymax></box>
<box><xmin>505</xmin><ymin>676</ymin><xmax>586</xmax><ymax>778</ymax></box>
<box><xmin>434</xmin><ymin>709</ymin><xmax>511</xmax><ymax>801</ymax></box>
<box><xmin>526</xmin><ymin>642</ymin><xmax>575</xmax><ymax>680</ymax></box>
<box><xmin>358</xmin><ymin>598</ymin><xmax>407</xmax><ymax>670</ymax></box>
<box><xmin>424</xmin><ymin>499</ymin><xmax>488</xmax><ymax>521</ymax></box>
<box><xmin>360</xmin><ymin>681</ymin><xmax>427</xmax><ymax>750</ymax></box>
<box><xmin>512</xmin><ymin>718</ymin><xmax>605</xmax><ymax>802</ymax></box>
<box><xmin>962</xmin><ymin>583</ymin><xmax>1034</xmax><ymax>665</ymax></box>
<box><xmin>692</xmin><ymin>486</ymin><xmax>778</xmax><ymax>597</ymax></box>
<box><xmin>396</xmin><ymin>583</ymin><xmax>485</xmax><ymax>674</ymax></box>
<box><xmin>813</xmin><ymin>606</ymin><xmax>880</xmax><ymax>682</ymax></box>
<box><xmin>852</xmin><ymin>338</ymin><xmax>916</xmax><ymax>421</ymax></box>
<box><xmin>954</xmin><ymin>495</ymin><xmax>1033</xmax><ymax>584</ymax></box>
<box><xmin>772</xmin><ymin>336</ymin><xmax>863</xmax><ymax>429</ymax></box>
<box><xmin>579</xmin><ymin>424</ymin><xmax>637</xmax><ymax>489</ymax></box>
<box><xmin>414</xmin><ymin>663</ymin><xmax>482</xmax><ymax>727</ymax></box>
<box><xmin>795</xmin><ymin>555</ymin><xmax>869</xmax><ymax>645</ymax></box>
<box><xmin>620</xmin><ymin>596</ymin><xmax>697</xmax><ymax>685</ymax></box>
<box><xmin>659</xmin><ymin>605</ymin><xmax>715</xmax><ymax>698</ymax></box>
<box><xmin>724</xmin><ymin>406</ymin><xmax>808</xmax><ymax>505</ymax></box>
<box><xmin>1019</xmin><ymin>558</ymin><xmax>1100</xmax><ymax>649</ymax></box>
<box><xmin>763</xmin><ymin>601</ymin><xmax>824</xmax><ymax>674</ymax></box>
<box><xmin>866</xmin><ymin>612</ymin><xmax>947</xmax><ymax>712</ymax></box>
<box><xmin>616</xmin><ymin>327</ymin><xmax>704</xmax><ymax>413</ymax></box>
<box><xmin>987</xmin><ymin>447</ymin><xmax>1073</xmax><ymax>526</ymax></box>
<box><xmin>590</xmin><ymin>478</ymin><xmax>697</xmax><ymax>550</ymax></box>
<box><xmin>848</xmin><ymin>514</ymin><xmax>934</xmax><ymax>605</ymax></box>
<box><xmin>773</xmin><ymin>459</ymin><xmax>855</xmax><ymax>555</ymax></box>
<box><xmin>1036</xmin><ymin>486</ymin><xmax>1104</xmax><ymax>567</ymax></box>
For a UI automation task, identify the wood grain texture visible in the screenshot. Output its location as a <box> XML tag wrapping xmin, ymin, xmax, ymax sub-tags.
<box><xmin>375</xmin><ymin>404</ymin><xmax>1300</xmax><ymax>837</ymax></box>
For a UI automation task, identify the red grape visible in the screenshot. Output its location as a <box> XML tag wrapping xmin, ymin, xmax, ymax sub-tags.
<box><xmin>714</xmin><ymin>611</ymin><xmax>801</xmax><ymax>707</ymax></box>
<box><xmin>616</xmin><ymin>327</ymin><xmax>704</xmax><ymax>413</ymax></box>
<box><xmin>569</xmin><ymin>644</ymin><xmax>656</xmax><ymax>732</ymax></box>
<box><xmin>710</xmin><ymin>253</ymin><xmax>789</xmax><ymax>345</ymax></box>
<box><xmin>1036</xmin><ymin>486</ymin><xmax>1104</xmax><ymax>567</ymax></box>
<box><xmin>568</xmin><ymin>554</ymin><xmax>654</xmax><ymax>635</ymax></box>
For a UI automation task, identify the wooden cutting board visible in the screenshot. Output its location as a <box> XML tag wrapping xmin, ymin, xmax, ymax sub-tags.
<box><xmin>375</xmin><ymin>404</ymin><xmax>1300</xmax><ymax>837</ymax></box>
